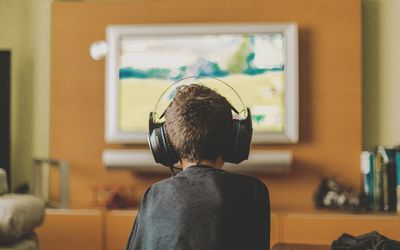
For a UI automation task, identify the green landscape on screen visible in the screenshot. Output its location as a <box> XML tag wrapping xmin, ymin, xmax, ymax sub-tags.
<box><xmin>118</xmin><ymin>34</ymin><xmax>286</xmax><ymax>133</ymax></box>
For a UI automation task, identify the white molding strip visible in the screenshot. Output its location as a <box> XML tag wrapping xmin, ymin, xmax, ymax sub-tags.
<box><xmin>103</xmin><ymin>149</ymin><xmax>292</xmax><ymax>174</ymax></box>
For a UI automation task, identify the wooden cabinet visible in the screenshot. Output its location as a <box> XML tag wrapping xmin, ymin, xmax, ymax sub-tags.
<box><xmin>105</xmin><ymin>211</ymin><xmax>279</xmax><ymax>249</ymax></box>
<box><xmin>105</xmin><ymin>210</ymin><xmax>137</xmax><ymax>250</ymax></box>
<box><xmin>280</xmin><ymin>212</ymin><xmax>400</xmax><ymax>245</ymax></box>
<box><xmin>35</xmin><ymin>209</ymin><xmax>400</xmax><ymax>250</ymax></box>
<box><xmin>36</xmin><ymin>209</ymin><xmax>102</xmax><ymax>250</ymax></box>
<box><xmin>270</xmin><ymin>213</ymin><xmax>280</xmax><ymax>247</ymax></box>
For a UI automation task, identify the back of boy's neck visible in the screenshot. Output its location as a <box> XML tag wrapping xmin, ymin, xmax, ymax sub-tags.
<box><xmin>180</xmin><ymin>157</ymin><xmax>224</xmax><ymax>170</ymax></box>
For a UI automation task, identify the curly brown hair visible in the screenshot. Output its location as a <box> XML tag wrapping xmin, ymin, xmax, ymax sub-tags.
<box><xmin>165</xmin><ymin>84</ymin><xmax>232</xmax><ymax>162</ymax></box>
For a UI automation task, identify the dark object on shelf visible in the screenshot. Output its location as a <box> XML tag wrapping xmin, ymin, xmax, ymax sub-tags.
<box><xmin>92</xmin><ymin>184</ymin><xmax>138</xmax><ymax>209</ymax></box>
<box><xmin>314</xmin><ymin>177</ymin><xmax>362</xmax><ymax>210</ymax></box>
<box><xmin>106</xmin><ymin>191</ymin><xmax>138</xmax><ymax>209</ymax></box>
<box><xmin>332</xmin><ymin>231</ymin><xmax>400</xmax><ymax>250</ymax></box>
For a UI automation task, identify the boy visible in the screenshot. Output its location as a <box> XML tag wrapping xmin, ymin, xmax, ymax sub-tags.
<box><xmin>126</xmin><ymin>84</ymin><xmax>270</xmax><ymax>250</ymax></box>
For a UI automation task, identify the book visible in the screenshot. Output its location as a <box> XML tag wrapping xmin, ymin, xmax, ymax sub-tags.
<box><xmin>396</xmin><ymin>151</ymin><xmax>400</xmax><ymax>213</ymax></box>
<box><xmin>373</xmin><ymin>152</ymin><xmax>383</xmax><ymax>211</ymax></box>
<box><xmin>376</xmin><ymin>146</ymin><xmax>397</xmax><ymax>212</ymax></box>
<box><xmin>385</xmin><ymin>148</ymin><xmax>397</xmax><ymax>212</ymax></box>
<box><xmin>361</xmin><ymin>151</ymin><xmax>374</xmax><ymax>209</ymax></box>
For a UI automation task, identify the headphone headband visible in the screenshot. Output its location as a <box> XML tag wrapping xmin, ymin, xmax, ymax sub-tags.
<box><xmin>151</xmin><ymin>76</ymin><xmax>248</xmax><ymax>124</ymax></box>
<box><xmin>148</xmin><ymin>77</ymin><xmax>253</xmax><ymax>169</ymax></box>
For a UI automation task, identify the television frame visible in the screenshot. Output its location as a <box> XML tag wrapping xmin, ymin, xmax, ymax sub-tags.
<box><xmin>104</xmin><ymin>23</ymin><xmax>299</xmax><ymax>144</ymax></box>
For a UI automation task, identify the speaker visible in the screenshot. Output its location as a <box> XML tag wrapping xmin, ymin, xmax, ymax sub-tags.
<box><xmin>0</xmin><ymin>51</ymin><xmax>11</xmax><ymax>186</ymax></box>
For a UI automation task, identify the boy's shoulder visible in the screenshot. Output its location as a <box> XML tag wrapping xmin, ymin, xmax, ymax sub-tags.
<box><xmin>218</xmin><ymin>168</ymin><xmax>267</xmax><ymax>187</ymax></box>
<box><xmin>149</xmin><ymin>167</ymin><xmax>267</xmax><ymax>192</ymax></box>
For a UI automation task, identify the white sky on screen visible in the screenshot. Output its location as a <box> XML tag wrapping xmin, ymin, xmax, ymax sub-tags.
<box><xmin>119</xmin><ymin>34</ymin><xmax>284</xmax><ymax>70</ymax></box>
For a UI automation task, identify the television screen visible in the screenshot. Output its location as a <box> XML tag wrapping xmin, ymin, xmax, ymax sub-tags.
<box><xmin>105</xmin><ymin>24</ymin><xmax>298</xmax><ymax>144</ymax></box>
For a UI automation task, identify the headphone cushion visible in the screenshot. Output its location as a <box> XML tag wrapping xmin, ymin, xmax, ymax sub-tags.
<box><xmin>224</xmin><ymin>109</ymin><xmax>252</xmax><ymax>164</ymax></box>
<box><xmin>161</xmin><ymin>124</ymin><xmax>179</xmax><ymax>165</ymax></box>
<box><xmin>148</xmin><ymin>125</ymin><xmax>179</xmax><ymax>166</ymax></box>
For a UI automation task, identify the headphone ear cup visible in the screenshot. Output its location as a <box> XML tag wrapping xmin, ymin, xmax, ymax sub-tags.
<box><xmin>148</xmin><ymin>121</ymin><xmax>179</xmax><ymax>167</ymax></box>
<box><xmin>148</xmin><ymin>126</ymin><xmax>162</xmax><ymax>164</ymax></box>
<box><xmin>224</xmin><ymin>108</ymin><xmax>253</xmax><ymax>164</ymax></box>
<box><xmin>161</xmin><ymin>124</ymin><xmax>179</xmax><ymax>165</ymax></box>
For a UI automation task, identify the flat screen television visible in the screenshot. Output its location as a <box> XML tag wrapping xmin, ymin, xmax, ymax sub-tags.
<box><xmin>103</xmin><ymin>23</ymin><xmax>298</xmax><ymax>144</ymax></box>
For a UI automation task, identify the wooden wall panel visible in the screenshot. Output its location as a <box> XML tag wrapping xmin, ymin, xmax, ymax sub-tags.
<box><xmin>51</xmin><ymin>0</ymin><xmax>361</xmax><ymax>209</ymax></box>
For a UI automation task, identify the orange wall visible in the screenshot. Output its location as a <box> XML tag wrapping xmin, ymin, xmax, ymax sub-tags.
<box><xmin>51</xmin><ymin>0</ymin><xmax>362</xmax><ymax>209</ymax></box>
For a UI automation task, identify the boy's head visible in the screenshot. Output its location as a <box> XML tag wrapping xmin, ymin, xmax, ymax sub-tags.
<box><xmin>165</xmin><ymin>84</ymin><xmax>232</xmax><ymax>163</ymax></box>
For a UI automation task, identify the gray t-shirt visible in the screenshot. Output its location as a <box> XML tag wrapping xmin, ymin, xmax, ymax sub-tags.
<box><xmin>126</xmin><ymin>165</ymin><xmax>270</xmax><ymax>250</ymax></box>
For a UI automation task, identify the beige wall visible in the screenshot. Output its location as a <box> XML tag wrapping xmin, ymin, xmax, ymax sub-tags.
<box><xmin>0</xmin><ymin>0</ymin><xmax>51</xmax><ymax>189</ymax></box>
<box><xmin>363</xmin><ymin>0</ymin><xmax>400</xmax><ymax>150</ymax></box>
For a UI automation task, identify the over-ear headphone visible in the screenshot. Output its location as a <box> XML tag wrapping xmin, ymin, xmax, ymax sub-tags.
<box><xmin>148</xmin><ymin>77</ymin><xmax>253</xmax><ymax>169</ymax></box>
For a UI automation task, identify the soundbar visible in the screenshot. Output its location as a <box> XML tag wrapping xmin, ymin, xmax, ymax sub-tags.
<box><xmin>103</xmin><ymin>149</ymin><xmax>292</xmax><ymax>174</ymax></box>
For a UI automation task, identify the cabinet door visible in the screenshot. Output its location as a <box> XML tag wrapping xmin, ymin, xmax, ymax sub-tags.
<box><xmin>107</xmin><ymin>210</ymin><xmax>277</xmax><ymax>250</ymax></box>
<box><xmin>36</xmin><ymin>209</ymin><xmax>102</xmax><ymax>250</ymax></box>
<box><xmin>271</xmin><ymin>213</ymin><xmax>279</xmax><ymax>247</ymax></box>
<box><xmin>106</xmin><ymin>210</ymin><xmax>137</xmax><ymax>250</ymax></box>
<box><xmin>281</xmin><ymin>213</ymin><xmax>400</xmax><ymax>245</ymax></box>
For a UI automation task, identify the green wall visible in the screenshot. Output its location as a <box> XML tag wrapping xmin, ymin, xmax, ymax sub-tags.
<box><xmin>0</xmin><ymin>0</ymin><xmax>51</xmax><ymax>189</ymax></box>
<box><xmin>363</xmin><ymin>0</ymin><xmax>400</xmax><ymax>150</ymax></box>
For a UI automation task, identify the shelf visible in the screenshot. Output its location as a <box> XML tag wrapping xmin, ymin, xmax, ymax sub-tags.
<box><xmin>103</xmin><ymin>149</ymin><xmax>293</xmax><ymax>174</ymax></box>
